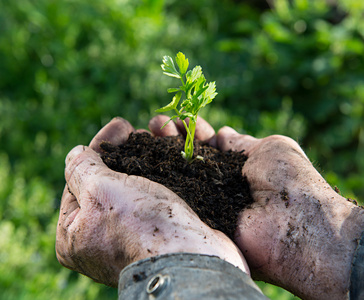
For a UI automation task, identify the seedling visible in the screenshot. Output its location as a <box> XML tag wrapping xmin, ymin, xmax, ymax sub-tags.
<box><xmin>156</xmin><ymin>52</ymin><xmax>217</xmax><ymax>162</ymax></box>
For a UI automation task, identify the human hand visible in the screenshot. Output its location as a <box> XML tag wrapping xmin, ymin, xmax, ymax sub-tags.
<box><xmin>150</xmin><ymin>115</ymin><xmax>364</xmax><ymax>300</ymax></box>
<box><xmin>214</xmin><ymin>126</ymin><xmax>364</xmax><ymax>300</ymax></box>
<box><xmin>56</xmin><ymin>117</ymin><xmax>249</xmax><ymax>288</ymax></box>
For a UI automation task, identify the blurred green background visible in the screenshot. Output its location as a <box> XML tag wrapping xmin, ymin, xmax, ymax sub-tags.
<box><xmin>1</xmin><ymin>0</ymin><xmax>363</xmax><ymax>299</ymax></box>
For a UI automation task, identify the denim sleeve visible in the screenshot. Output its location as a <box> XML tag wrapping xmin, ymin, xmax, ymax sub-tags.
<box><xmin>118</xmin><ymin>253</ymin><xmax>268</xmax><ymax>300</ymax></box>
<box><xmin>350</xmin><ymin>231</ymin><xmax>364</xmax><ymax>300</ymax></box>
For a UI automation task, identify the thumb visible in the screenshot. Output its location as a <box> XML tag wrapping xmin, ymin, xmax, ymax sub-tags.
<box><xmin>65</xmin><ymin>145</ymin><xmax>112</xmax><ymax>204</ymax></box>
<box><xmin>216</xmin><ymin>126</ymin><xmax>259</xmax><ymax>155</ymax></box>
<box><xmin>89</xmin><ymin>117</ymin><xmax>135</xmax><ymax>153</ymax></box>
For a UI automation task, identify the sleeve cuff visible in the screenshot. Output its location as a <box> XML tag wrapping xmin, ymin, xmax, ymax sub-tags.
<box><xmin>118</xmin><ymin>253</ymin><xmax>268</xmax><ymax>300</ymax></box>
<box><xmin>350</xmin><ymin>230</ymin><xmax>364</xmax><ymax>299</ymax></box>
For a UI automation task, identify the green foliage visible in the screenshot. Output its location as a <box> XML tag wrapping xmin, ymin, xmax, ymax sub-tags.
<box><xmin>1</xmin><ymin>0</ymin><xmax>363</xmax><ymax>299</ymax></box>
<box><xmin>157</xmin><ymin>52</ymin><xmax>217</xmax><ymax>161</ymax></box>
<box><xmin>0</xmin><ymin>154</ymin><xmax>116</xmax><ymax>299</ymax></box>
<box><xmin>171</xmin><ymin>0</ymin><xmax>364</xmax><ymax>201</ymax></box>
<box><xmin>215</xmin><ymin>0</ymin><xmax>364</xmax><ymax>200</ymax></box>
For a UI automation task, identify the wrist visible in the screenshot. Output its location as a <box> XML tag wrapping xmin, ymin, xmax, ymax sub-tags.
<box><xmin>119</xmin><ymin>253</ymin><xmax>264</xmax><ymax>299</ymax></box>
<box><xmin>237</xmin><ymin>183</ymin><xmax>364</xmax><ymax>300</ymax></box>
<box><xmin>140</xmin><ymin>226</ymin><xmax>250</xmax><ymax>275</ymax></box>
<box><xmin>284</xmin><ymin>190</ymin><xmax>364</xmax><ymax>299</ymax></box>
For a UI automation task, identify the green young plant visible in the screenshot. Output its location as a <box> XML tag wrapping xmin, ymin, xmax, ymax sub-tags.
<box><xmin>156</xmin><ymin>52</ymin><xmax>217</xmax><ymax>162</ymax></box>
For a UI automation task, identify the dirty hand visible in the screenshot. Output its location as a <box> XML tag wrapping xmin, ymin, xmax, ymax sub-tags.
<box><xmin>56</xmin><ymin>117</ymin><xmax>249</xmax><ymax>288</ymax></box>
<box><xmin>150</xmin><ymin>115</ymin><xmax>364</xmax><ymax>300</ymax></box>
<box><xmin>215</xmin><ymin>126</ymin><xmax>364</xmax><ymax>300</ymax></box>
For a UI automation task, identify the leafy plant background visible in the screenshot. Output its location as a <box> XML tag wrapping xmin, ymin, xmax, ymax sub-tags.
<box><xmin>1</xmin><ymin>0</ymin><xmax>363</xmax><ymax>299</ymax></box>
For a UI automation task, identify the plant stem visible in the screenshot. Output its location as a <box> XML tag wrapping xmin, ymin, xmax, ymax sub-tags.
<box><xmin>182</xmin><ymin>119</ymin><xmax>195</xmax><ymax>162</ymax></box>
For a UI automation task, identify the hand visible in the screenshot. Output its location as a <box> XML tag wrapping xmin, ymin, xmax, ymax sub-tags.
<box><xmin>56</xmin><ymin>117</ymin><xmax>249</xmax><ymax>288</ymax></box>
<box><xmin>215</xmin><ymin>126</ymin><xmax>364</xmax><ymax>300</ymax></box>
<box><xmin>150</xmin><ymin>115</ymin><xmax>364</xmax><ymax>300</ymax></box>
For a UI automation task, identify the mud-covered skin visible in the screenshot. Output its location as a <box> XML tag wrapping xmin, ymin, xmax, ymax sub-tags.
<box><xmin>56</xmin><ymin>118</ymin><xmax>249</xmax><ymax>288</ymax></box>
<box><xmin>57</xmin><ymin>115</ymin><xmax>364</xmax><ymax>299</ymax></box>
<box><xmin>216</xmin><ymin>127</ymin><xmax>364</xmax><ymax>300</ymax></box>
<box><xmin>150</xmin><ymin>115</ymin><xmax>364</xmax><ymax>300</ymax></box>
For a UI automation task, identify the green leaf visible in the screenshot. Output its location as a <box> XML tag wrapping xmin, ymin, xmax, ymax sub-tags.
<box><xmin>176</xmin><ymin>52</ymin><xmax>189</xmax><ymax>75</ymax></box>
<box><xmin>201</xmin><ymin>81</ymin><xmax>217</xmax><ymax>106</ymax></box>
<box><xmin>187</xmin><ymin>66</ymin><xmax>202</xmax><ymax>83</ymax></box>
<box><xmin>181</xmin><ymin>99</ymin><xmax>192</xmax><ymax>111</ymax></box>
<box><xmin>163</xmin><ymin>72</ymin><xmax>181</xmax><ymax>79</ymax></box>
<box><xmin>155</xmin><ymin>91</ymin><xmax>181</xmax><ymax>113</ymax></box>
<box><xmin>193</xmin><ymin>85</ymin><xmax>208</xmax><ymax>101</ymax></box>
<box><xmin>184</xmin><ymin>72</ymin><xmax>202</xmax><ymax>97</ymax></box>
<box><xmin>159</xmin><ymin>52</ymin><xmax>218</xmax><ymax>162</ymax></box>
<box><xmin>160</xmin><ymin>116</ymin><xmax>178</xmax><ymax>129</ymax></box>
<box><xmin>194</xmin><ymin>76</ymin><xmax>207</xmax><ymax>94</ymax></box>
<box><xmin>179</xmin><ymin>112</ymin><xmax>194</xmax><ymax>120</ymax></box>
<box><xmin>161</xmin><ymin>55</ymin><xmax>180</xmax><ymax>78</ymax></box>
<box><xmin>167</xmin><ymin>88</ymin><xmax>180</xmax><ymax>93</ymax></box>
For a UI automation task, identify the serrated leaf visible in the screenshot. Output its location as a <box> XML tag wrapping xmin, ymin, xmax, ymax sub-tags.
<box><xmin>201</xmin><ymin>81</ymin><xmax>217</xmax><ymax>107</ymax></box>
<box><xmin>194</xmin><ymin>76</ymin><xmax>206</xmax><ymax>94</ymax></box>
<box><xmin>194</xmin><ymin>85</ymin><xmax>208</xmax><ymax>100</ymax></box>
<box><xmin>184</xmin><ymin>73</ymin><xmax>202</xmax><ymax>97</ymax></box>
<box><xmin>155</xmin><ymin>92</ymin><xmax>181</xmax><ymax>113</ymax></box>
<box><xmin>176</xmin><ymin>52</ymin><xmax>189</xmax><ymax>75</ymax></box>
<box><xmin>188</xmin><ymin>66</ymin><xmax>202</xmax><ymax>83</ymax></box>
<box><xmin>161</xmin><ymin>56</ymin><xmax>180</xmax><ymax>78</ymax></box>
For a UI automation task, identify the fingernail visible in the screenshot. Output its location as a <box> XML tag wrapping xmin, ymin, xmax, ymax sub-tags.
<box><xmin>220</xmin><ymin>126</ymin><xmax>238</xmax><ymax>135</ymax></box>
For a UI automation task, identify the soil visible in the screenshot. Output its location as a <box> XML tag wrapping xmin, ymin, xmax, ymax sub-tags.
<box><xmin>100</xmin><ymin>132</ymin><xmax>253</xmax><ymax>239</ymax></box>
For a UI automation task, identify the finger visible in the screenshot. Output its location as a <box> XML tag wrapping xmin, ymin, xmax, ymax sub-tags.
<box><xmin>216</xmin><ymin>126</ymin><xmax>259</xmax><ymax>154</ymax></box>
<box><xmin>56</xmin><ymin>186</ymin><xmax>80</xmax><ymax>268</ymax></box>
<box><xmin>149</xmin><ymin>115</ymin><xmax>180</xmax><ymax>136</ymax></box>
<box><xmin>195</xmin><ymin>116</ymin><xmax>216</xmax><ymax>144</ymax></box>
<box><xmin>136</xmin><ymin>129</ymin><xmax>150</xmax><ymax>134</ymax></box>
<box><xmin>65</xmin><ymin>145</ymin><xmax>112</xmax><ymax>204</ymax></box>
<box><xmin>89</xmin><ymin>117</ymin><xmax>135</xmax><ymax>153</ymax></box>
<box><xmin>58</xmin><ymin>186</ymin><xmax>80</xmax><ymax>229</ymax></box>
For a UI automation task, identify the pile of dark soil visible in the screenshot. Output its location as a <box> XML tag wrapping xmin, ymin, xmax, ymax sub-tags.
<box><xmin>100</xmin><ymin>132</ymin><xmax>253</xmax><ymax>239</ymax></box>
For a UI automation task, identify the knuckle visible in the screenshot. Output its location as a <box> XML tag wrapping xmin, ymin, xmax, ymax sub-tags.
<box><xmin>264</xmin><ymin>135</ymin><xmax>301</xmax><ymax>150</ymax></box>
